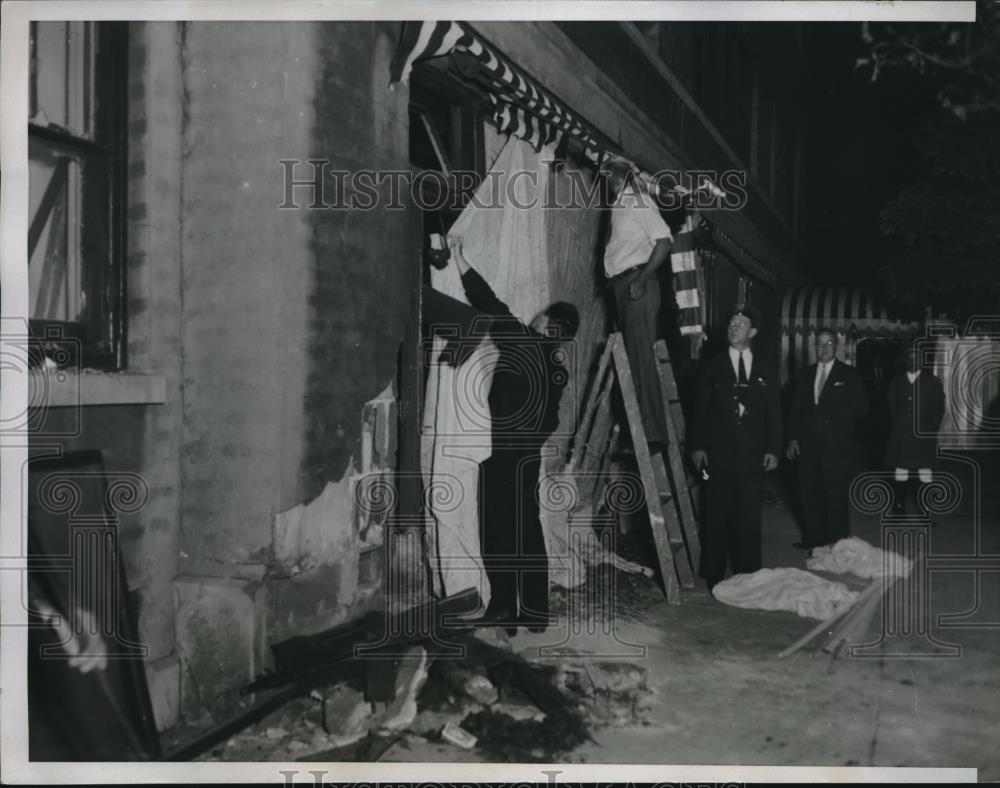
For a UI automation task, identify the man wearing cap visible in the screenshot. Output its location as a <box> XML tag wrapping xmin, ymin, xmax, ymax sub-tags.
<box><xmin>602</xmin><ymin>160</ymin><xmax>673</xmax><ymax>447</ymax></box>
<box><xmin>786</xmin><ymin>328</ymin><xmax>869</xmax><ymax>550</ymax></box>
<box><xmin>690</xmin><ymin>307</ymin><xmax>782</xmax><ymax>590</ymax></box>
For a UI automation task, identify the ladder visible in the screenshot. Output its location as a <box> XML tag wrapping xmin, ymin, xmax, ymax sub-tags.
<box><xmin>571</xmin><ymin>332</ymin><xmax>700</xmax><ymax>603</ymax></box>
<box><xmin>653</xmin><ymin>339</ymin><xmax>700</xmax><ymax>568</ymax></box>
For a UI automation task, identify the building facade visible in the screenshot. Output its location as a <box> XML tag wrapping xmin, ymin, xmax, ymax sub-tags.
<box><xmin>25</xmin><ymin>19</ymin><xmax>809</xmax><ymax>731</ymax></box>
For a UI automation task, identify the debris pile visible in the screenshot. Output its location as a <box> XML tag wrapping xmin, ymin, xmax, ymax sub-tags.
<box><xmin>555</xmin><ymin>661</ymin><xmax>654</xmax><ymax>730</ymax></box>
<box><xmin>165</xmin><ymin>588</ymin><xmax>651</xmax><ymax>763</ymax></box>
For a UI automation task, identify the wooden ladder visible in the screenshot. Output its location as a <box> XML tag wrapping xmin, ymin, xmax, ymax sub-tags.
<box><xmin>571</xmin><ymin>332</ymin><xmax>700</xmax><ymax>603</ymax></box>
<box><xmin>654</xmin><ymin>339</ymin><xmax>700</xmax><ymax>570</ymax></box>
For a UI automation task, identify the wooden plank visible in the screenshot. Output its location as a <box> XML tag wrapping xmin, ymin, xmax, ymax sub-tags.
<box><xmin>776</xmin><ymin>606</ymin><xmax>851</xmax><ymax>659</ymax></box>
<box><xmin>572</xmin><ymin>344</ymin><xmax>615</xmax><ymax>504</ymax></box>
<box><xmin>651</xmin><ymin>452</ymin><xmax>695</xmax><ymax>588</ymax></box>
<box><xmin>569</xmin><ymin>340</ymin><xmax>614</xmax><ymax>469</ymax></box>
<box><xmin>609</xmin><ymin>333</ymin><xmax>681</xmax><ymax>604</ymax></box>
<box><xmin>654</xmin><ymin>340</ymin><xmax>685</xmax><ymax>430</ymax></box>
<box><xmin>777</xmin><ymin>577</ymin><xmax>886</xmax><ymax>660</ymax></box>
<box><xmin>654</xmin><ymin>340</ymin><xmax>701</xmax><ymax>570</ymax></box>
<box><xmin>582</xmin><ymin>395</ymin><xmax>615</xmax><ymax>504</ymax></box>
<box><xmin>361</xmin><ymin>403</ymin><xmax>376</xmax><ymax>473</ymax></box>
<box><xmin>670</xmin><ymin>402</ymin><xmax>686</xmax><ymax>444</ymax></box>
<box><xmin>580</xmin><ymin>383</ymin><xmax>614</xmax><ymax>476</ymax></box>
<box><xmin>823</xmin><ymin>576</ymin><xmax>892</xmax><ymax>656</ymax></box>
<box><xmin>593</xmin><ymin>424</ymin><xmax>620</xmax><ymax>524</ymax></box>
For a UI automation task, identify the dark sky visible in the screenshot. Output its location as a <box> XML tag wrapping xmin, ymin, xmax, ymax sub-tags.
<box><xmin>801</xmin><ymin>22</ymin><xmax>937</xmax><ymax>288</ymax></box>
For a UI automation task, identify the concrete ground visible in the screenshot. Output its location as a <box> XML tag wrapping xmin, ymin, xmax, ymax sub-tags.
<box><xmin>181</xmin><ymin>449</ymin><xmax>999</xmax><ymax>777</ymax></box>
<box><xmin>381</xmin><ymin>450</ymin><xmax>1000</xmax><ymax>778</ymax></box>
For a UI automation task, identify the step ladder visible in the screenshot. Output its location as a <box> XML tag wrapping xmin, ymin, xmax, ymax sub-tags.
<box><xmin>571</xmin><ymin>332</ymin><xmax>700</xmax><ymax>603</ymax></box>
<box><xmin>653</xmin><ymin>339</ymin><xmax>700</xmax><ymax>569</ymax></box>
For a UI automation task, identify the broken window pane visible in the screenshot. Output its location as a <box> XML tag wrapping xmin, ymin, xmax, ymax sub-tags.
<box><xmin>30</xmin><ymin>21</ymin><xmax>97</xmax><ymax>139</ymax></box>
<box><xmin>28</xmin><ymin>139</ymin><xmax>87</xmax><ymax>323</ymax></box>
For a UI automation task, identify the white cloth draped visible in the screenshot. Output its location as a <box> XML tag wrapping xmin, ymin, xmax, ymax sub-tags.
<box><xmin>422</xmin><ymin>136</ymin><xmax>553</xmax><ymax>606</ymax></box>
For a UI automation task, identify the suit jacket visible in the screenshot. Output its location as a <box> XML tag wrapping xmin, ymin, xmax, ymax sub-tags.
<box><xmin>789</xmin><ymin>359</ymin><xmax>868</xmax><ymax>464</ymax></box>
<box><xmin>692</xmin><ymin>349</ymin><xmax>783</xmax><ymax>473</ymax></box>
<box><xmin>884</xmin><ymin>371</ymin><xmax>945</xmax><ymax>469</ymax></box>
<box><xmin>460</xmin><ymin>268</ymin><xmax>567</xmax><ymax>448</ymax></box>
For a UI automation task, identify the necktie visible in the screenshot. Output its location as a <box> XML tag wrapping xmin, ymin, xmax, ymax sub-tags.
<box><xmin>816</xmin><ymin>363</ymin><xmax>828</xmax><ymax>403</ymax></box>
<box><xmin>738</xmin><ymin>352</ymin><xmax>748</xmax><ymax>385</ymax></box>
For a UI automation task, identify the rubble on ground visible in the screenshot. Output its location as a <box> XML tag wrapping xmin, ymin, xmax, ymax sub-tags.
<box><xmin>178</xmin><ymin>577</ymin><xmax>663</xmax><ymax>763</ymax></box>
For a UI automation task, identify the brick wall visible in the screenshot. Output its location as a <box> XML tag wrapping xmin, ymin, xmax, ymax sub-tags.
<box><xmin>29</xmin><ymin>21</ymin><xmax>416</xmax><ymax>726</ymax></box>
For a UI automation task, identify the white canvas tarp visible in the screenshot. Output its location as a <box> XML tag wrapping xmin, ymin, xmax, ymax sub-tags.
<box><xmin>421</xmin><ymin>135</ymin><xmax>553</xmax><ymax>606</ymax></box>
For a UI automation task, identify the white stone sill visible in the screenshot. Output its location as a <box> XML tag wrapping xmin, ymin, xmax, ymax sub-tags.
<box><xmin>29</xmin><ymin>369</ymin><xmax>166</xmax><ymax>408</ymax></box>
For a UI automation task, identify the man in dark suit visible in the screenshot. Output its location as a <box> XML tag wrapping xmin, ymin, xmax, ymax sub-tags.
<box><xmin>690</xmin><ymin>306</ymin><xmax>782</xmax><ymax>590</ymax></box>
<box><xmin>885</xmin><ymin>347</ymin><xmax>946</xmax><ymax>518</ymax></box>
<box><xmin>446</xmin><ymin>237</ymin><xmax>579</xmax><ymax>633</ymax></box>
<box><xmin>786</xmin><ymin>329</ymin><xmax>869</xmax><ymax>550</ymax></box>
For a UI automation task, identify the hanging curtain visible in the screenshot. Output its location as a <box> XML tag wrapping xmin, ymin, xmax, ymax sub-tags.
<box><xmin>421</xmin><ymin>135</ymin><xmax>553</xmax><ymax>605</ymax></box>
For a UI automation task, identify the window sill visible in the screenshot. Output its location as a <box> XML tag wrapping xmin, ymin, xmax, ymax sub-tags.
<box><xmin>29</xmin><ymin>369</ymin><xmax>167</xmax><ymax>408</ymax></box>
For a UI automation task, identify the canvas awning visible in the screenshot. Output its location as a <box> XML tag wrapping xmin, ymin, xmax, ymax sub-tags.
<box><xmin>779</xmin><ymin>285</ymin><xmax>923</xmax><ymax>385</ymax></box>
<box><xmin>389</xmin><ymin>21</ymin><xmax>616</xmax><ymax>159</ymax></box>
<box><xmin>390</xmin><ymin>20</ymin><xmax>707</xmax><ymax>341</ymax></box>
<box><xmin>781</xmin><ymin>286</ymin><xmax>920</xmax><ymax>335</ymax></box>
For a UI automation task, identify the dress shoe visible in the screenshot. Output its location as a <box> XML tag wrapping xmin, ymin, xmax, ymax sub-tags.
<box><xmin>472</xmin><ymin>606</ymin><xmax>515</xmax><ymax>628</ymax></box>
<box><xmin>516</xmin><ymin>612</ymin><xmax>552</xmax><ymax>634</ymax></box>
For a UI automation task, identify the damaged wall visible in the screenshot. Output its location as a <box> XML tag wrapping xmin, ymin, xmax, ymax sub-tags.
<box><xmin>169</xmin><ymin>20</ymin><xmax>412</xmax><ymax>719</ymax></box>
<box><xmin>303</xmin><ymin>21</ymin><xmax>413</xmax><ymax>495</ymax></box>
<box><xmin>28</xmin><ymin>17</ymin><xmax>811</xmax><ymax>734</ymax></box>
<box><xmin>29</xmin><ymin>21</ymin><xmax>414</xmax><ymax>728</ymax></box>
<box><xmin>177</xmin><ymin>21</ymin><xmax>319</xmax><ymax>569</ymax></box>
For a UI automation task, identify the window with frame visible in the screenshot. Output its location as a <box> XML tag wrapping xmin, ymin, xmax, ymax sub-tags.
<box><xmin>408</xmin><ymin>61</ymin><xmax>485</xmax><ymax>286</ymax></box>
<box><xmin>28</xmin><ymin>21</ymin><xmax>128</xmax><ymax>370</ymax></box>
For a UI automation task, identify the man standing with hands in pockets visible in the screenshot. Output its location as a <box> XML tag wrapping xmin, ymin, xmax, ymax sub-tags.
<box><xmin>690</xmin><ymin>307</ymin><xmax>782</xmax><ymax>591</ymax></box>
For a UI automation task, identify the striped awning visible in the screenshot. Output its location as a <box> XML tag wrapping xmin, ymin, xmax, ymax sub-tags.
<box><xmin>389</xmin><ymin>21</ymin><xmax>610</xmax><ymax>158</ymax></box>
<box><xmin>779</xmin><ymin>286</ymin><xmax>923</xmax><ymax>385</ymax></box>
<box><xmin>781</xmin><ymin>286</ymin><xmax>920</xmax><ymax>334</ymax></box>
<box><xmin>390</xmin><ymin>21</ymin><xmax>711</xmax><ymax>344</ymax></box>
<box><xmin>389</xmin><ymin>21</ymin><xmax>731</xmax><ymax>196</ymax></box>
<box><xmin>487</xmin><ymin>94</ymin><xmax>562</xmax><ymax>153</ymax></box>
<box><xmin>670</xmin><ymin>213</ymin><xmax>704</xmax><ymax>337</ymax></box>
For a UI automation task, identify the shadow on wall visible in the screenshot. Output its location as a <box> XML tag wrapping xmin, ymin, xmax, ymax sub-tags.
<box><xmin>303</xmin><ymin>21</ymin><xmax>413</xmax><ymax>496</ymax></box>
<box><xmin>546</xmin><ymin>157</ymin><xmax>610</xmax><ymax>464</ymax></box>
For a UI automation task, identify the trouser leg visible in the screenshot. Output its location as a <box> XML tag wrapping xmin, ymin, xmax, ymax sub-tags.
<box><xmin>479</xmin><ymin>455</ymin><xmax>517</xmax><ymax>613</ymax></box>
<box><xmin>912</xmin><ymin>477</ymin><xmax>929</xmax><ymax>518</ymax></box>
<box><xmin>514</xmin><ymin>453</ymin><xmax>549</xmax><ymax>620</ymax></box>
<box><xmin>700</xmin><ymin>468</ymin><xmax>735</xmax><ymax>586</ymax></box>
<box><xmin>614</xmin><ymin>270</ymin><xmax>667</xmax><ymax>445</ymax></box>
<box><xmin>799</xmin><ymin>448</ymin><xmax>826</xmax><ymax>547</ymax></box>
<box><xmin>891</xmin><ymin>479</ymin><xmax>908</xmax><ymax>515</ymax></box>
<box><xmin>824</xmin><ymin>460</ymin><xmax>852</xmax><ymax>544</ymax></box>
<box><xmin>730</xmin><ymin>471</ymin><xmax>764</xmax><ymax>575</ymax></box>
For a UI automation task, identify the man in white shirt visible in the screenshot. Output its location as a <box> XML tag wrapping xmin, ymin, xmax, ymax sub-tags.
<box><xmin>602</xmin><ymin>160</ymin><xmax>673</xmax><ymax>447</ymax></box>
<box><xmin>787</xmin><ymin>329</ymin><xmax>869</xmax><ymax>550</ymax></box>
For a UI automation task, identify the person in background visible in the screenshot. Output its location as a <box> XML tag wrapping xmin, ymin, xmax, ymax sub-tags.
<box><xmin>601</xmin><ymin>160</ymin><xmax>673</xmax><ymax>449</ymax></box>
<box><xmin>786</xmin><ymin>328</ymin><xmax>869</xmax><ymax>551</ymax></box>
<box><xmin>446</xmin><ymin>236</ymin><xmax>579</xmax><ymax>633</ymax></box>
<box><xmin>885</xmin><ymin>346</ymin><xmax>946</xmax><ymax>521</ymax></box>
<box><xmin>690</xmin><ymin>306</ymin><xmax>782</xmax><ymax>591</ymax></box>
